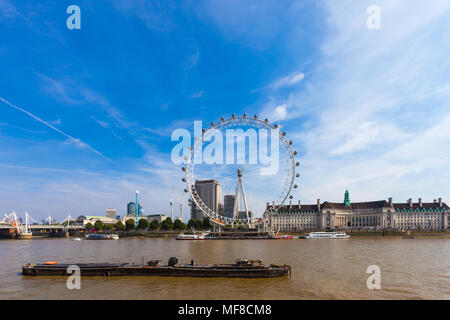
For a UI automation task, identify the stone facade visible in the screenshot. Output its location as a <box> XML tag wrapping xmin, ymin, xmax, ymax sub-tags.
<box><xmin>266</xmin><ymin>194</ymin><xmax>449</xmax><ymax>232</ymax></box>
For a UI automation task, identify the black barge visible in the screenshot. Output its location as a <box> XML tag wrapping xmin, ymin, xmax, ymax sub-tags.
<box><xmin>22</xmin><ymin>258</ymin><xmax>291</xmax><ymax>278</ymax></box>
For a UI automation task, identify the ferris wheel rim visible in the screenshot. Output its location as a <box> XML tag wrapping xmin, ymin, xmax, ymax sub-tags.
<box><xmin>183</xmin><ymin>114</ymin><xmax>298</xmax><ymax>227</ymax></box>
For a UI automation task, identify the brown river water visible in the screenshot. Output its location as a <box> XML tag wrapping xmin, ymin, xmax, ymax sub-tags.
<box><xmin>0</xmin><ymin>237</ymin><xmax>449</xmax><ymax>300</ymax></box>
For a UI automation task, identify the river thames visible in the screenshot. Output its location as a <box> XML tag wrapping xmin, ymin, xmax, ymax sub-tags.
<box><xmin>0</xmin><ymin>237</ymin><xmax>449</xmax><ymax>300</ymax></box>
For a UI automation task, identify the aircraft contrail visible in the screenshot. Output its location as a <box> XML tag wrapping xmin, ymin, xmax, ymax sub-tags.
<box><xmin>0</xmin><ymin>96</ymin><xmax>109</xmax><ymax>160</ymax></box>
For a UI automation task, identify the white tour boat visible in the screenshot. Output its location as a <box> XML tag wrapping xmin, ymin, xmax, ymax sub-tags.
<box><xmin>176</xmin><ymin>228</ymin><xmax>209</xmax><ymax>240</ymax></box>
<box><xmin>176</xmin><ymin>233</ymin><xmax>207</xmax><ymax>240</ymax></box>
<box><xmin>299</xmin><ymin>232</ymin><xmax>350</xmax><ymax>239</ymax></box>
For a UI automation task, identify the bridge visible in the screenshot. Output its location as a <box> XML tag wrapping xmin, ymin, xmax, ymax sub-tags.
<box><xmin>0</xmin><ymin>223</ymin><xmax>85</xmax><ymax>238</ymax></box>
<box><xmin>28</xmin><ymin>224</ymin><xmax>84</xmax><ymax>230</ymax></box>
<box><xmin>1</xmin><ymin>213</ymin><xmax>85</xmax><ymax>238</ymax></box>
<box><xmin>0</xmin><ymin>224</ymin><xmax>84</xmax><ymax>230</ymax></box>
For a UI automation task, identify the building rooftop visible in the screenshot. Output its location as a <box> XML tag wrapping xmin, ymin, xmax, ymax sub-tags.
<box><xmin>322</xmin><ymin>200</ymin><xmax>389</xmax><ymax>210</ymax></box>
<box><xmin>195</xmin><ymin>179</ymin><xmax>220</xmax><ymax>184</ymax></box>
<box><xmin>85</xmin><ymin>216</ymin><xmax>110</xmax><ymax>219</ymax></box>
<box><xmin>268</xmin><ymin>200</ymin><xmax>449</xmax><ymax>212</ymax></box>
<box><xmin>266</xmin><ymin>204</ymin><xmax>318</xmax><ymax>213</ymax></box>
<box><xmin>84</xmin><ymin>216</ymin><xmax>117</xmax><ymax>220</ymax></box>
<box><xmin>394</xmin><ymin>202</ymin><xmax>449</xmax><ymax>211</ymax></box>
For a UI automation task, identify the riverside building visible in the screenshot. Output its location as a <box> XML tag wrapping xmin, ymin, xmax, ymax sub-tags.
<box><xmin>122</xmin><ymin>213</ymin><xmax>167</xmax><ymax>224</ymax></box>
<box><xmin>106</xmin><ymin>208</ymin><xmax>117</xmax><ymax>219</ymax></box>
<box><xmin>266</xmin><ymin>190</ymin><xmax>449</xmax><ymax>231</ymax></box>
<box><xmin>77</xmin><ymin>215</ymin><xmax>118</xmax><ymax>226</ymax></box>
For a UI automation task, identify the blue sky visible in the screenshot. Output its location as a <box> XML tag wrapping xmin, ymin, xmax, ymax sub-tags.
<box><xmin>1</xmin><ymin>0</ymin><xmax>450</xmax><ymax>221</ymax></box>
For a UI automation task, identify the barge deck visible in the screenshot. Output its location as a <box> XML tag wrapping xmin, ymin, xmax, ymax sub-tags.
<box><xmin>22</xmin><ymin>258</ymin><xmax>291</xmax><ymax>278</ymax></box>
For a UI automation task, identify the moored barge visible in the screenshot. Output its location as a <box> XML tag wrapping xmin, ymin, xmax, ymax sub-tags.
<box><xmin>22</xmin><ymin>258</ymin><xmax>290</xmax><ymax>278</ymax></box>
<box><xmin>85</xmin><ymin>234</ymin><xmax>119</xmax><ymax>240</ymax></box>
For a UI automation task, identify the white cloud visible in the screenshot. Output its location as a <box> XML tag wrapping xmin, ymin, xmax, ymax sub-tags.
<box><xmin>0</xmin><ymin>0</ymin><xmax>20</xmax><ymax>20</ymax></box>
<box><xmin>50</xmin><ymin>118</ymin><xmax>62</xmax><ymax>125</ymax></box>
<box><xmin>272</xmin><ymin>104</ymin><xmax>288</xmax><ymax>121</ymax></box>
<box><xmin>112</xmin><ymin>0</ymin><xmax>177</xmax><ymax>32</ymax></box>
<box><xmin>261</xmin><ymin>0</ymin><xmax>450</xmax><ymax>203</ymax></box>
<box><xmin>272</xmin><ymin>72</ymin><xmax>305</xmax><ymax>89</ymax></box>
<box><xmin>329</xmin><ymin>121</ymin><xmax>380</xmax><ymax>156</ymax></box>
<box><xmin>36</xmin><ymin>72</ymin><xmax>137</xmax><ymax>133</ymax></box>
<box><xmin>190</xmin><ymin>90</ymin><xmax>205</xmax><ymax>98</ymax></box>
<box><xmin>261</xmin><ymin>94</ymin><xmax>297</xmax><ymax>122</ymax></box>
<box><xmin>185</xmin><ymin>47</ymin><xmax>200</xmax><ymax>70</ymax></box>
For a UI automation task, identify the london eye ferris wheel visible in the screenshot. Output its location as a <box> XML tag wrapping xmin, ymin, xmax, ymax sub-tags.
<box><xmin>181</xmin><ymin>114</ymin><xmax>299</xmax><ymax>227</ymax></box>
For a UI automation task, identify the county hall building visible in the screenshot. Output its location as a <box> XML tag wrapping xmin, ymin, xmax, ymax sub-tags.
<box><xmin>266</xmin><ymin>190</ymin><xmax>449</xmax><ymax>231</ymax></box>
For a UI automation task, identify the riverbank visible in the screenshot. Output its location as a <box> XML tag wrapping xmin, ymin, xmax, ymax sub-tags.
<box><xmin>2</xmin><ymin>229</ymin><xmax>449</xmax><ymax>239</ymax></box>
<box><xmin>279</xmin><ymin>230</ymin><xmax>450</xmax><ymax>237</ymax></box>
<box><xmin>347</xmin><ymin>230</ymin><xmax>450</xmax><ymax>237</ymax></box>
<box><xmin>119</xmin><ymin>230</ymin><xmax>450</xmax><ymax>238</ymax></box>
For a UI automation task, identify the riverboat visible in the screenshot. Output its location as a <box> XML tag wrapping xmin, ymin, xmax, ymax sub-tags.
<box><xmin>275</xmin><ymin>235</ymin><xmax>294</xmax><ymax>239</ymax></box>
<box><xmin>22</xmin><ymin>258</ymin><xmax>291</xmax><ymax>278</ymax></box>
<box><xmin>85</xmin><ymin>234</ymin><xmax>119</xmax><ymax>240</ymax></box>
<box><xmin>299</xmin><ymin>232</ymin><xmax>350</xmax><ymax>239</ymax></box>
<box><xmin>176</xmin><ymin>232</ymin><xmax>208</xmax><ymax>240</ymax></box>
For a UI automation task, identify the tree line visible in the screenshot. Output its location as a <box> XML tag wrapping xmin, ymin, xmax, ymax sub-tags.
<box><xmin>85</xmin><ymin>217</ymin><xmax>213</xmax><ymax>232</ymax></box>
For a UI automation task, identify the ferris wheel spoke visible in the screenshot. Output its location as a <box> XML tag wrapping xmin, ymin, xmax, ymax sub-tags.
<box><xmin>184</xmin><ymin>115</ymin><xmax>298</xmax><ymax>227</ymax></box>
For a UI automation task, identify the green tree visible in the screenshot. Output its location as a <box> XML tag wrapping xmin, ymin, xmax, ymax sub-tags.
<box><xmin>105</xmin><ymin>223</ymin><xmax>113</xmax><ymax>231</ymax></box>
<box><xmin>125</xmin><ymin>219</ymin><xmax>135</xmax><ymax>231</ymax></box>
<box><xmin>173</xmin><ymin>219</ymin><xmax>186</xmax><ymax>230</ymax></box>
<box><xmin>85</xmin><ymin>222</ymin><xmax>93</xmax><ymax>230</ymax></box>
<box><xmin>161</xmin><ymin>217</ymin><xmax>173</xmax><ymax>230</ymax></box>
<box><xmin>137</xmin><ymin>218</ymin><xmax>148</xmax><ymax>230</ymax></box>
<box><xmin>115</xmin><ymin>221</ymin><xmax>125</xmax><ymax>231</ymax></box>
<box><xmin>202</xmin><ymin>217</ymin><xmax>211</xmax><ymax>230</ymax></box>
<box><xmin>94</xmin><ymin>220</ymin><xmax>104</xmax><ymax>231</ymax></box>
<box><xmin>195</xmin><ymin>220</ymin><xmax>203</xmax><ymax>230</ymax></box>
<box><xmin>187</xmin><ymin>219</ymin><xmax>196</xmax><ymax>230</ymax></box>
<box><xmin>149</xmin><ymin>219</ymin><xmax>160</xmax><ymax>231</ymax></box>
<box><xmin>224</xmin><ymin>224</ymin><xmax>232</xmax><ymax>230</ymax></box>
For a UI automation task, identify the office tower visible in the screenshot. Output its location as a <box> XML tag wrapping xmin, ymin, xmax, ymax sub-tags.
<box><xmin>190</xmin><ymin>180</ymin><xmax>222</xmax><ymax>220</ymax></box>
<box><xmin>223</xmin><ymin>195</ymin><xmax>236</xmax><ymax>219</ymax></box>
<box><xmin>127</xmin><ymin>202</ymin><xmax>142</xmax><ymax>216</ymax></box>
